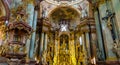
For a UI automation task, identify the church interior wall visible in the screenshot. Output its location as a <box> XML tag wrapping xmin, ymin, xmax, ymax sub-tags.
<box><xmin>0</xmin><ymin>0</ymin><xmax>120</xmax><ymax>65</ymax></box>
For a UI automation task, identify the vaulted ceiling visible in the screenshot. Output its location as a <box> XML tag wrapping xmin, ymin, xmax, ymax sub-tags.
<box><xmin>50</xmin><ymin>7</ymin><xmax>80</xmax><ymax>22</ymax></box>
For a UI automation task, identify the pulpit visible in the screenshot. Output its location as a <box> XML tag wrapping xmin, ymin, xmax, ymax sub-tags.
<box><xmin>5</xmin><ymin>21</ymin><xmax>33</xmax><ymax>59</ymax></box>
<box><xmin>0</xmin><ymin>4</ymin><xmax>33</xmax><ymax>65</ymax></box>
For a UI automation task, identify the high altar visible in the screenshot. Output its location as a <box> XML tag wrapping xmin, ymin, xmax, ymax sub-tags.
<box><xmin>38</xmin><ymin>17</ymin><xmax>95</xmax><ymax>65</ymax></box>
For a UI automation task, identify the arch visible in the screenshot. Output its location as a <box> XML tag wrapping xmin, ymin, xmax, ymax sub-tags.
<box><xmin>47</xmin><ymin>5</ymin><xmax>81</xmax><ymax>19</ymax></box>
<box><xmin>0</xmin><ymin>1</ymin><xmax>5</xmax><ymax>17</ymax></box>
<box><xmin>0</xmin><ymin>0</ymin><xmax>10</xmax><ymax>20</ymax></box>
<box><xmin>59</xmin><ymin>31</ymin><xmax>70</xmax><ymax>37</ymax></box>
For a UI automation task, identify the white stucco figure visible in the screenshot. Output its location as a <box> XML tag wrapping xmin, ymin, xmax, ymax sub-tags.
<box><xmin>60</xmin><ymin>24</ymin><xmax>68</xmax><ymax>31</ymax></box>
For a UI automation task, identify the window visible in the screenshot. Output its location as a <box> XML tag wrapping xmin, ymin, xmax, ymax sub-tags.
<box><xmin>79</xmin><ymin>37</ymin><xmax>82</xmax><ymax>45</ymax></box>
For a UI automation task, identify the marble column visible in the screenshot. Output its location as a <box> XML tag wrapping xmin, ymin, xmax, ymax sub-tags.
<box><xmin>81</xmin><ymin>33</ymin><xmax>87</xmax><ymax>65</ymax></box>
<box><xmin>42</xmin><ymin>33</ymin><xmax>45</xmax><ymax>51</ymax></box>
<box><xmin>44</xmin><ymin>33</ymin><xmax>48</xmax><ymax>51</ymax></box>
<box><xmin>35</xmin><ymin>30</ymin><xmax>42</xmax><ymax>63</ymax></box>
<box><xmin>89</xmin><ymin>32</ymin><xmax>97</xmax><ymax>65</ymax></box>
<box><xmin>85</xmin><ymin>32</ymin><xmax>91</xmax><ymax>60</ymax></box>
<box><xmin>91</xmin><ymin>33</ymin><xmax>97</xmax><ymax>55</ymax></box>
<box><xmin>88</xmin><ymin>2</ymin><xmax>95</xmax><ymax>59</ymax></box>
<box><xmin>94</xmin><ymin>11</ymin><xmax>106</xmax><ymax>60</ymax></box>
<box><xmin>26</xmin><ymin>2</ymin><xmax>34</xmax><ymax>59</ymax></box>
<box><xmin>29</xmin><ymin>9</ymin><xmax>38</xmax><ymax>58</ymax></box>
<box><xmin>26</xmin><ymin>4</ymin><xmax>34</xmax><ymax>27</ymax></box>
<box><xmin>40</xmin><ymin>33</ymin><xmax>44</xmax><ymax>55</ymax></box>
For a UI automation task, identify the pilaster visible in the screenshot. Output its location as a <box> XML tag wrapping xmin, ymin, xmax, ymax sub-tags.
<box><xmin>98</xmin><ymin>3</ymin><xmax>116</xmax><ymax>61</ymax></box>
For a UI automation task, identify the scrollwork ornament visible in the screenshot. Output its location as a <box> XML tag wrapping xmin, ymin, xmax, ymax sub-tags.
<box><xmin>0</xmin><ymin>24</ymin><xmax>6</xmax><ymax>41</ymax></box>
<box><xmin>112</xmin><ymin>39</ymin><xmax>120</xmax><ymax>60</ymax></box>
<box><xmin>0</xmin><ymin>43</ymin><xmax>9</xmax><ymax>56</ymax></box>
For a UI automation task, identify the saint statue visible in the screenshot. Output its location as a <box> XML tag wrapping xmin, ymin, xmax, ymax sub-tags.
<box><xmin>61</xmin><ymin>39</ymin><xmax>67</xmax><ymax>50</ymax></box>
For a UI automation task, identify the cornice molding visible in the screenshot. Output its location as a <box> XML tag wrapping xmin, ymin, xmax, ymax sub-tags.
<box><xmin>76</xmin><ymin>17</ymin><xmax>96</xmax><ymax>33</ymax></box>
<box><xmin>45</xmin><ymin>0</ymin><xmax>85</xmax><ymax>6</ymax></box>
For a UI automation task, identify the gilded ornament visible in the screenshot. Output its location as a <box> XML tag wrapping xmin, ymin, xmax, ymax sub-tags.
<box><xmin>13</xmin><ymin>45</ymin><xmax>20</xmax><ymax>53</ymax></box>
<box><xmin>0</xmin><ymin>24</ymin><xmax>6</xmax><ymax>41</ymax></box>
<box><xmin>112</xmin><ymin>39</ymin><xmax>120</xmax><ymax>59</ymax></box>
<box><xmin>10</xmin><ymin>4</ymin><xmax>28</xmax><ymax>23</ymax></box>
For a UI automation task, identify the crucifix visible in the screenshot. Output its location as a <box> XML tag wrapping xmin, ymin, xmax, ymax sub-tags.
<box><xmin>102</xmin><ymin>10</ymin><xmax>116</xmax><ymax>40</ymax></box>
<box><xmin>102</xmin><ymin>10</ymin><xmax>115</xmax><ymax>29</ymax></box>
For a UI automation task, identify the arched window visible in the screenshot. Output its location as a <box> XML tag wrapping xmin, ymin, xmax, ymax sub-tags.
<box><xmin>79</xmin><ymin>36</ymin><xmax>82</xmax><ymax>45</ymax></box>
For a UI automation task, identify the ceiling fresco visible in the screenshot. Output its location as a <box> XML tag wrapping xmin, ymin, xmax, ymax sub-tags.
<box><xmin>50</xmin><ymin>7</ymin><xmax>80</xmax><ymax>21</ymax></box>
